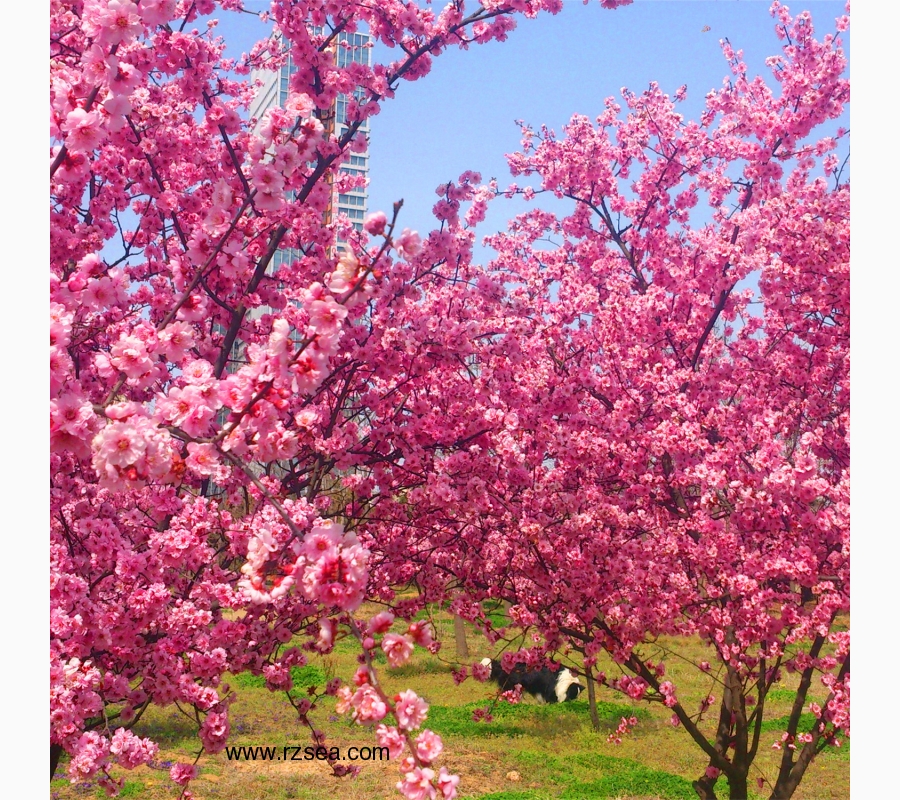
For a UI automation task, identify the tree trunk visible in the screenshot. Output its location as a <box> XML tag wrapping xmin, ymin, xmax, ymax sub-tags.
<box><xmin>693</xmin><ymin>775</ymin><xmax>719</xmax><ymax>800</ymax></box>
<box><xmin>728</xmin><ymin>773</ymin><xmax>749</xmax><ymax>800</ymax></box>
<box><xmin>453</xmin><ymin>615</ymin><xmax>469</xmax><ymax>659</ymax></box>
<box><xmin>586</xmin><ymin>672</ymin><xmax>601</xmax><ymax>731</ymax></box>
<box><xmin>769</xmin><ymin>642</ymin><xmax>845</xmax><ymax>798</ymax></box>
<box><xmin>51</xmin><ymin>743</ymin><xmax>64</xmax><ymax>780</ymax></box>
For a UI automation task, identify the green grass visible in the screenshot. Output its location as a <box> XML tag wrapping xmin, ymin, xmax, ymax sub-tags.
<box><xmin>413</xmin><ymin>600</ymin><xmax>511</xmax><ymax>631</ymax></box>
<box><xmin>477</xmin><ymin>600</ymin><xmax>511</xmax><ymax>630</ymax></box>
<box><xmin>51</xmin><ymin>607</ymin><xmax>848</xmax><ymax>800</ymax></box>
<box><xmin>230</xmin><ymin>664</ymin><xmax>327</xmax><ymax>690</ymax></box>
<box><xmin>427</xmin><ymin>700</ymin><xmax>649</xmax><ymax>739</ymax></box>
<box><xmin>388</xmin><ymin>656</ymin><xmax>455</xmax><ymax>677</ymax></box>
<box><xmin>559</xmin><ymin>772</ymin><xmax>695</xmax><ymax>800</ymax></box>
<box><xmin>95</xmin><ymin>781</ymin><xmax>145</xmax><ymax>798</ymax></box>
<box><xmin>128</xmin><ymin>707</ymin><xmax>198</xmax><ymax>750</ymax></box>
<box><xmin>564</xmin><ymin>753</ymin><xmax>696</xmax><ymax>799</ymax></box>
<box><xmin>760</xmin><ymin>711</ymin><xmax>817</xmax><ymax>732</ymax></box>
<box><xmin>758</xmin><ymin>711</ymin><xmax>850</xmax><ymax>761</ymax></box>
<box><xmin>502</xmin><ymin>751</ymin><xmax>696</xmax><ymax>799</ymax></box>
<box><xmin>766</xmin><ymin>688</ymin><xmax>798</xmax><ymax>703</ymax></box>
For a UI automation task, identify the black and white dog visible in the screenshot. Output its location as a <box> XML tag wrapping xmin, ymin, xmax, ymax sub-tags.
<box><xmin>481</xmin><ymin>658</ymin><xmax>585</xmax><ymax>704</ymax></box>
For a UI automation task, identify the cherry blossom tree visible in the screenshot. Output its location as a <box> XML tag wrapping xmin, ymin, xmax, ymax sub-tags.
<box><xmin>50</xmin><ymin>1</ymin><xmax>848</xmax><ymax>798</ymax></box>
<box><xmin>50</xmin><ymin>0</ymin><xmax>632</xmax><ymax>796</ymax></box>
<box><xmin>360</xmin><ymin>5</ymin><xmax>848</xmax><ymax>798</ymax></box>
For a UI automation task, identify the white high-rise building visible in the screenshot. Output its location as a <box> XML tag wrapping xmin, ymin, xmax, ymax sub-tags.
<box><xmin>249</xmin><ymin>30</ymin><xmax>372</xmax><ymax>256</ymax></box>
<box><xmin>218</xmin><ymin>33</ymin><xmax>372</xmax><ymax>372</ymax></box>
<box><xmin>210</xmin><ymin>35</ymin><xmax>374</xmax><ymax>485</ymax></box>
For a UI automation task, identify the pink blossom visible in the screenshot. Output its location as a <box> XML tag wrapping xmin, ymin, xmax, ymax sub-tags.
<box><xmin>207</xmin><ymin>180</ymin><xmax>233</xmax><ymax>216</ymax></box>
<box><xmin>308</xmin><ymin>296</ymin><xmax>348</xmax><ymax>337</ymax></box>
<box><xmin>82</xmin><ymin>276</ymin><xmax>117</xmax><ymax>310</ymax></box>
<box><xmin>251</xmin><ymin>163</ymin><xmax>285</xmax><ymax>195</ymax></box>
<box><xmin>285</xmin><ymin>92</ymin><xmax>314</xmax><ymax>118</ymax></box>
<box><xmin>107</xmin><ymin>60</ymin><xmax>142</xmax><ymax>96</ymax></box>
<box><xmin>327</xmin><ymin>250</ymin><xmax>362</xmax><ymax>294</ymax></box>
<box><xmin>471</xmin><ymin>661</ymin><xmax>491</xmax><ymax>682</ymax></box>
<box><xmin>67</xmin><ymin>731</ymin><xmax>110</xmax><ymax>780</ymax></box>
<box><xmin>158</xmin><ymin>322</ymin><xmax>196</xmax><ymax>362</ymax></box>
<box><xmin>501</xmin><ymin>685</ymin><xmax>523</xmax><ymax>704</ymax></box>
<box><xmin>94</xmin><ymin>420</ymin><xmax>146</xmax><ymax>468</ymax></box>
<box><xmin>376</xmin><ymin>724</ymin><xmax>406</xmax><ymax>759</ymax></box>
<box><xmin>51</xmin><ymin>393</ymin><xmax>96</xmax><ymax>439</ymax></box>
<box><xmin>354</xmin><ymin>666</ymin><xmax>372</xmax><ymax>686</ymax></box>
<box><xmin>157</xmin><ymin>386</ymin><xmax>216</xmax><ymax>437</ymax></box>
<box><xmin>102</xmin><ymin>93</ymin><xmax>132</xmax><ymax>130</ymax></box>
<box><xmin>335</xmin><ymin>685</ymin><xmax>354</xmax><ymax>715</ymax></box>
<box><xmin>607</xmin><ymin>715</ymin><xmax>639</xmax><ymax>744</ymax></box>
<box><xmin>203</xmin><ymin>205</ymin><xmax>231</xmax><ymax>233</ymax></box>
<box><xmin>110</xmin><ymin>334</ymin><xmax>154</xmax><ymax>380</ymax></box>
<box><xmin>316</xmin><ymin>619</ymin><xmax>337</xmax><ymax>653</ymax></box>
<box><xmin>140</xmin><ymin>0</ymin><xmax>177</xmax><ymax>26</ymax></box>
<box><xmin>62</xmin><ymin>108</ymin><xmax>105</xmax><ymax>153</ymax></box>
<box><xmin>382</xmin><ymin>633</ymin><xmax>414</xmax><ymax>667</ymax></box>
<box><xmin>394</xmin><ymin>689</ymin><xmax>428</xmax><ymax>731</ymax></box>
<box><xmin>415</xmin><ymin>729</ymin><xmax>444</xmax><ymax>764</ymax></box>
<box><xmin>170</xmin><ymin>763</ymin><xmax>198</xmax><ymax>786</ymax></box>
<box><xmin>351</xmin><ymin>685</ymin><xmax>388</xmax><ymax>724</ymax></box>
<box><xmin>364</xmin><ymin>211</ymin><xmax>388</xmax><ymax>236</ymax></box>
<box><xmin>264</xmin><ymin>664</ymin><xmax>293</xmax><ymax>691</ymax></box>
<box><xmin>291</xmin><ymin>351</ymin><xmax>328</xmax><ymax>394</ymax></box>
<box><xmin>185</xmin><ymin>443</ymin><xmax>219</xmax><ymax>477</ymax></box>
<box><xmin>618</xmin><ymin>675</ymin><xmax>648</xmax><ymax>700</ymax></box>
<box><xmin>94</xmin><ymin>0</ymin><xmax>143</xmax><ymax>44</ymax></box>
<box><xmin>407</xmin><ymin>621</ymin><xmax>434</xmax><ymax>648</ymax></box>
<box><xmin>397</xmin><ymin>766</ymin><xmax>437</xmax><ymax>800</ymax></box>
<box><xmin>198</xmin><ymin>709</ymin><xmax>230</xmax><ymax>754</ymax></box>
<box><xmin>109</xmin><ymin>728</ymin><xmax>157</xmax><ymax>769</ymax></box>
<box><xmin>395</xmin><ymin>228</ymin><xmax>422</xmax><ymax>259</ymax></box>
<box><xmin>300</xmin><ymin>543</ymin><xmax>369</xmax><ymax>611</ymax></box>
<box><xmin>349</xmin><ymin>132</ymin><xmax>368</xmax><ymax>153</ymax></box>
<box><xmin>436</xmin><ymin>768</ymin><xmax>460</xmax><ymax>800</ymax></box>
<box><xmin>301</xmin><ymin>521</ymin><xmax>345</xmax><ymax>560</ymax></box>
<box><xmin>369</xmin><ymin>610</ymin><xmax>395</xmax><ymax>634</ymax></box>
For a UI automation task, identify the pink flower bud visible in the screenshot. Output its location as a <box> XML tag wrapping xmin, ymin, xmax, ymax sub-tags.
<box><xmin>364</xmin><ymin>211</ymin><xmax>388</xmax><ymax>236</ymax></box>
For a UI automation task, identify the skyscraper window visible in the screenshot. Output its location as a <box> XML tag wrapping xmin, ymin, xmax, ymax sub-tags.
<box><xmin>249</xmin><ymin>30</ymin><xmax>372</xmax><ymax>242</ymax></box>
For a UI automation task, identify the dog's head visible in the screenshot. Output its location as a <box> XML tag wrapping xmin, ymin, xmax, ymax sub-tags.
<box><xmin>565</xmin><ymin>679</ymin><xmax>585</xmax><ymax>701</ymax></box>
<box><xmin>480</xmin><ymin>657</ymin><xmax>504</xmax><ymax>682</ymax></box>
<box><xmin>555</xmin><ymin>669</ymin><xmax>585</xmax><ymax>703</ymax></box>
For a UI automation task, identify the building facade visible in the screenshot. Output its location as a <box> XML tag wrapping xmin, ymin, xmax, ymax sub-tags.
<box><xmin>249</xmin><ymin>30</ymin><xmax>372</xmax><ymax>257</ymax></box>
<box><xmin>218</xmin><ymin>33</ymin><xmax>372</xmax><ymax>374</ymax></box>
<box><xmin>211</xmin><ymin>35</ymin><xmax>374</xmax><ymax>489</ymax></box>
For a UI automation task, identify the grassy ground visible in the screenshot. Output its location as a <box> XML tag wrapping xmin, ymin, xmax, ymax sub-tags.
<box><xmin>52</xmin><ymin>608</ymin><xmax>849</xmax><ymax>800</ymax></box>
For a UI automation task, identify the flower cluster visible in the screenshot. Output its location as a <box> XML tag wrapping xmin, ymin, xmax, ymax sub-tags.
<box><xmin>607</xmin><ymin>716</ymin><xmax>639</xmax><ymax>745</ymax></box>
<box><xmin>331</xmin><ymin>617</ymin><xmax>457</xmax><ymax>799</ymax></box>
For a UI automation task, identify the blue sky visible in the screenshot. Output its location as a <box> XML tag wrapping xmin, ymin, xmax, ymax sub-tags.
<box><xmin>219</xmin><ymin>1</ymin><xmax>848</xmax><ymax>246</ymax></box>
<box><xmin>366</xmin><ymin>0</ymin><xmax>849</xmax><ymax>240</ymax></box>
